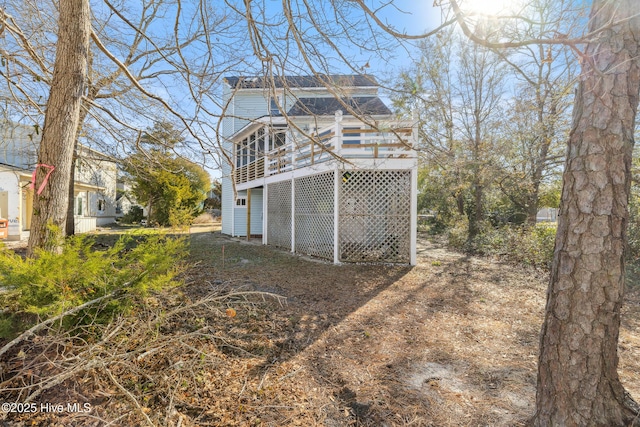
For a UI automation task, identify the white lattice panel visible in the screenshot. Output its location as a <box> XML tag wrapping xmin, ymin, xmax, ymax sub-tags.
<box><xmin>267</xmin><ymin>181</ymin><xmax>292</xmax><ymax>250</ymax></box>
<box><xmin>294</xmin><ymin>172</ymin><xmax>335</xmax><ymax>260</ymax></box>
<box><xmin>339</xmin><ymin>170</ymin><xmax>411</xmax><ymax>263</ymax></box>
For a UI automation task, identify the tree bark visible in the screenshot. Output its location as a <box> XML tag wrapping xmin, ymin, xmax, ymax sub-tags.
<box><xmin>65</xmin><ymin>146</ymin><xmax>78</xmax><ymax>236</ymax></box>
<box><xmin>532</xmin><ymin>1</ymin><xmax>640</xmax><ymax>425</ymax></box>
<box><xmin>26</xmin><ymin>0</ymin><xmax>90</xmax><ymax>256</ymax></box>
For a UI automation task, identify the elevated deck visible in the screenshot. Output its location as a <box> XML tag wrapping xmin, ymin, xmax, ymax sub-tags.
<box><xmin>233</xmin><ymin>117</ymin><xmax>417</xmax><ymax>190</ymax></box>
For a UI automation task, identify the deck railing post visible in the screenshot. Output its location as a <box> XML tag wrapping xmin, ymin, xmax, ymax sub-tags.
<box><xmin>289</xmin><ymin>130</ymin><xmax>296</xmax><ymax>170</ymax></box>
<box><xmin>264</xmin><ymin>130</ymin><xmax>270</xmax><ymax>177</ymax></box>
<box><xmin>334</xmin><ymin>110</ymin><xmax>343</xmax><ymax>156</ymax></box>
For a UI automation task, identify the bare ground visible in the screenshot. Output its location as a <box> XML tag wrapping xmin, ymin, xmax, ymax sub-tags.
<box><xmin>1</xmin><ymin>223</ymin><xmax>639</xmax><ymax>426</ymax></box>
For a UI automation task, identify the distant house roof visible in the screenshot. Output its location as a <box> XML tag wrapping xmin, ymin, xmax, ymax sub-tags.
<box><xmin>287</xmin><ymin>97</ymin><xmax>392</xmax><ymax>117</ymax></box>
<box><xmin>224</xmin><ymin>74</ymin><xmax>379</xmax><ymax>89</ymax></box>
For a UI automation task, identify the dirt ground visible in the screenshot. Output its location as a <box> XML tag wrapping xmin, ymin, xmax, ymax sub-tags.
<box><xmin>1</xmin><ymin>223</ymin><xmax>639</xmax><ymax>426</ymax></box>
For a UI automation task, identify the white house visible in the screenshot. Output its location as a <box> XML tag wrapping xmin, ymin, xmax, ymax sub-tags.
<box><xmin>0</xmin><ymin>121</ymin><xmax>118</xmax><ymax>240</ymax></box>
<box><xmin>220</xmin><ymin>74</ymin><xmax>418</xmax><ymax>264</ymax></box>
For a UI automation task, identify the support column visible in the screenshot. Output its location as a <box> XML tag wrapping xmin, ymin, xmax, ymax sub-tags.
<box><xmin>246</xmin><ymin>188</ymin><xmax>251</xmax><ymax>241</ymax></box>
<box><xmin>263</xmin><ymin>185</ymin><xmax>268</xmax><ymax>245</ymax></box>
<box><xmin>410</xmin><ymin>164</ymin><xmax>418</xmax><ymax>265</ymax></box>
<box><xmin>333</xmin><ymin>168</ymin><xmax>340</xmax><ymax>264</ymax></box>
<box><xmin>291</xmin><ymin>178</ymin><xmax>295</xmax><ymax>253</ymax></box>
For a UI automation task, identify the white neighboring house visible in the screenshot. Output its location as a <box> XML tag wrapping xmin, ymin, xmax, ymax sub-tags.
<box><xmin>0</xmin><ymin>121</ymin><xmax>117</xmax><ymax>240</ymax></box>
<box><xmin>220</xmin><ymin>74</ymin><xmax>418</xmax><ymax>264</ymax></box>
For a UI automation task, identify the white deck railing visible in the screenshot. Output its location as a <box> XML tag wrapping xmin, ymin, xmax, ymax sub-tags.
<box><xmin>234</xmin><ymin>120</ymin><xmax>416</xmax><ymax>185</ymax></box>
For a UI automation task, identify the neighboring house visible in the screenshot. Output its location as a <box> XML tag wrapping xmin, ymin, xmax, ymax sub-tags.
<box><xmin>116</xmin><ymin>180</ymin><xmax>136</xmax><ymax>218</ymax></box>
<box><xmin>220</xmin><ymin>74</ymin><xmax>418</xmax><ymax>264</ymax></box>
<box><xmin>0</xmin><ymin>121</ymin><xmax>117</xmax><ymax>240</ymax></box>
<box><xmin>74</xmin><ymin>144</ymin><xmax>118</xmax><ymax>227</ymax></box>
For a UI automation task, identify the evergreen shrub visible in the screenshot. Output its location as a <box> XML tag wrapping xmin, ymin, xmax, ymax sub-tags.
<box><xmin>0</xmin><ymin>231</ymin><xmax>186</xmax><ymax>338</ymax></box>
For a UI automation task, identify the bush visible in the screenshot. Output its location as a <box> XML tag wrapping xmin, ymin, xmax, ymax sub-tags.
<box><xmin>121</xmin><ymin>205</ymin><xmax>144</xmax><ymax>224</ymax></box>
<box><xmin>0</xmin><ymin>231</ymin><xmax>187</xmax><ymax>338</ymax></box>
<box><xmin>447</xmin><ymin>220</ymin><xmax>556</xmax><ymax>270</ymax></box>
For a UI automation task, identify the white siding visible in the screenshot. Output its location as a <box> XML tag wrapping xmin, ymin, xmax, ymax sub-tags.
<box><xmin>229</xmin><ymin>188</ymin><xmax>263</xmax><ymax>237</ymax></box>
<box><xmin>232</xmin><ymin>92</ymin><xmax>270</xmax><ymax>134</ymax></box>
<box><xmin>221</xmin><ymin>171</ymin><xmax>233</xmax><ymax>235</ymax></box>
<box><xmin>0</xmin><ymin>171</ymin><xmax>22</xmax><ymax>239</ymax></box>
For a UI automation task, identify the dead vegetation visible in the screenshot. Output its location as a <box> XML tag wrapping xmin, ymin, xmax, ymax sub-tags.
<box><xmin>1</xmin><ymin>222</ymin><xmax>639</xmax><ymax>426</ymax></box>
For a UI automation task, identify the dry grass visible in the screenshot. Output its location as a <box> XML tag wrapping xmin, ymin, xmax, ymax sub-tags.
<box><xmin>1</xmin><ymin>222</ymin><xmax>639</xmax><ymax>426</ymax></box>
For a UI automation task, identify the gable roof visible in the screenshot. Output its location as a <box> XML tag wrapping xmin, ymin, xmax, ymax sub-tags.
<box><xmin>286</xmin><ymin>97</ymin><xmax>392</xmax><ymax>117</ymax></box>
<box><xmin>224</xmin><ymin>74</ymin><xmax>378</xmax><ymax>89</ymax></box>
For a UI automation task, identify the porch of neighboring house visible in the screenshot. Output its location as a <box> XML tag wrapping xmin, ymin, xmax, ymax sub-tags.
<box><xmin>10</xmin><ymin>172</ymin><xmax>103</xmax><ymax>240</ymax></box>
<box><xmin>230</xmin><ymin>112</ymin><xmax>418</xmax><ymax>265</ymax></box>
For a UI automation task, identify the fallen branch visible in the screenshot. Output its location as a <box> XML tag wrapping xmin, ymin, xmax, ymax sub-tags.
<box><xmin>0</xmin><ymin>273</ymin><xmax>149</xmax><ymax>360</ymax></box>
<box><xmin>0</xmin><ymin>292</ymin><xmax>117</xmax><ymax>359</ymax></box>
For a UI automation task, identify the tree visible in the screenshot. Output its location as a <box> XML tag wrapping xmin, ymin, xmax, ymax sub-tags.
<box><xmin>125</xmin><ymin>124</ymin><xmax>209</xmax><ymax>227</ymax></box>
<box><xmin>393</xmin><ymin>29</ymin><xmax>507</xmax><ymax>239</ymax></box>
<box><xmin>530</xmin><ymin>2</ymin><xmax>640</xmax><ymax>424</ymax></box>
<box><xmin>26</xmin><ymin>0</ymin><xmax>90</xmax><ymax>256</ymax></box>
<box><xmin>204</xmin><ymin>179</ymin><xmax>222</xmax><ymax>210</ymax></box>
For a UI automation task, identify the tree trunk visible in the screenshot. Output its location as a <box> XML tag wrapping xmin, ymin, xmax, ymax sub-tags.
<box><xmin>65</xmin><ymin>147</ymin><xmax>77</xmax><ymax>236</ymax></box>
<box><xmin>26</xmin><ymin>0</ymin><xmax>90</xmax><ymax>256</ymax></box>
<box><xmin>532</xmin><ymin>1</ymin><xmax>640</xmax><ymax>425</ymax></box>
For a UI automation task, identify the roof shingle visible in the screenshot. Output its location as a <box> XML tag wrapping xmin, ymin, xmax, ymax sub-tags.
<box><xmin>224</xmin><ymin>74</ymin><xmax>378</xmax><ymax>89</ymax></box>
<box><xmin>286</xmin><ymin>97</ymin><xmax>392</xmax><ymax>117</ymax></box>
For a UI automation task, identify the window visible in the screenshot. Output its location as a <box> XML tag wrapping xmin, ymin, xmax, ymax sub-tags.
<box><xmin>248</xmin><ymin>132</ymin><xmax>256</xmax><ymax>163</ymax></box>
<box><xmin>270</xmin><ymin>125</ymin><xmax>287</xmax><ymax>151</ymax></box>
<box><xmin>236</xmin><ymin>143</ymin><xmax>242</xmax><ymax>168</ymax></box>
<box><xmin>76</xmin><ymin>197</ymin><xmax>83</xmax><ymax>216</ymax></box>
<box><xmin>257</xmin><ymin>128</ymin><xmax>265</xmax><ymax>155</ymax></box>
<box><xmin>270</xmin><ymin>96</ymin><xmax>281</xmax><ymax>115</ymax></box>
<box><xmin>236</xmin><ymin>197</ymin><xmax>247</xmax><ymax>207</ymax></box>
<box><xmin>97</xmin><ymin>199</ymin><xmax>106</xmax><ymax>212</ymax></box>
<box><xmin>241</xmin><ymin>139</ymin><xmax>248</xmax><ymax>166</ymax></box>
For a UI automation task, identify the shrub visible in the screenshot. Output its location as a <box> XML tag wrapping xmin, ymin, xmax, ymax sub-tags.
<box><xmin>447</xmin><ymin>216</ymin><xmax>470</xmax><ymax>250</ymax></box>
<box><xmin>0</xmin><ymin>231</ymin><xmax>187</xmax><ymax>337</ymax></box>
<box><xmin>121</xmin><ymin>205</ymin><xmax>145</xmax><ymax>224</ymax></box>
<box><xmin>446</xmin><ymin>220</ymin><xmax>556</xmax><ymax>270</ymax></box>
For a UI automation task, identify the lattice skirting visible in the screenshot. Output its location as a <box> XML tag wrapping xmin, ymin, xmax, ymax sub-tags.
<box><xmin>339</xmin><ymin>170</ymin><xmax>411</xmax><ymax>263</ymax></box>
<box><xmin>265</xmin><ymin>169</ymin><xmax>412</xmax><ymax>263</ymax></box>
<box><xmin>266</xmin><ymin>181</ymin><xmax>292</xmax><ymax>250</ymax></box>
<box><xmin>294</xmin><ymin>172</ymin><xmax>335</xmax><ymax>260</ymax></box>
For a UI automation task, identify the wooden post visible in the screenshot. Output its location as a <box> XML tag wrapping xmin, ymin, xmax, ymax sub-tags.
<box><xmin>246</xmin><ymin>188</ymin><xmax>251</xmax><ymax>241</ymax></box>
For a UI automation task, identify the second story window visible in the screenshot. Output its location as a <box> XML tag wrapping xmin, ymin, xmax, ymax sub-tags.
<box><xmin>270</xmin><ymin>96</ymin><xmax>282</xmax><ymax>115</ymax></box>
<box><xmin>269</xmin><ymin>125</ymin><xmax>287</xmax><ymax>151</ymax></box>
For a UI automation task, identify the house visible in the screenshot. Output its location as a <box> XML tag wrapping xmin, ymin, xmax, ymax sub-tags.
<box><xmin>220</xmin><ymin>74</ymin><xmax>418</xmax><ymax>264</ymax></box>
<box><xmin>0</xmin><ymin>121</ymin><xmax>118</xmax><ymax>240</ymax></box>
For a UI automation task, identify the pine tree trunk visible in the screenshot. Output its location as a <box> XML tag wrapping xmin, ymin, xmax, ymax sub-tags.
<box><xmin>26</xmin><ymin>0</ymin><xmax>90</xmax><ymax>256</ymax></box>
<box><xmin>531</xmin><ymin>1</ymin><xmax>640</xmax><ymax>425</ymax></box>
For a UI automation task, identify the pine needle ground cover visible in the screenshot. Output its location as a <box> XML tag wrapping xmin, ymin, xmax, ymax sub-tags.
<box><xmin>0</xmin><ymin>223</ymin><xmax>638</xmax><ymax>426</ymax></box>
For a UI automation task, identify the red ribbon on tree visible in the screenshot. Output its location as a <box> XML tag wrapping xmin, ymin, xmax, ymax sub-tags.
<box><xmin>30</xmin><ymin>164</ymin><xmax>56</xmax><ymax>195</ymax></box>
